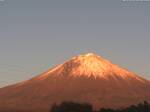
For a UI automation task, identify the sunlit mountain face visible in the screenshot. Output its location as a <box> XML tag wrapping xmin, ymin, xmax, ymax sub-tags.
<box><xmin>0</xmin><ymin>53</ymin><xmax>150</xmax><ymax>112</ymax></box>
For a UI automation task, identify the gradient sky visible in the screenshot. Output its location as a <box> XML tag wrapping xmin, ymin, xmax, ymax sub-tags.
<box><xmin>0</xmin><ymin>0</ymin><xmax>150</xmax><ymax>87</ymax></box>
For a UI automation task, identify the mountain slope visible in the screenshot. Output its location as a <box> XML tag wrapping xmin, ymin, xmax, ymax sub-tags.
<box><xmin>0</xmin><ymin>53</ymin><xmax>150</xmax><ymax>112</ymax></box>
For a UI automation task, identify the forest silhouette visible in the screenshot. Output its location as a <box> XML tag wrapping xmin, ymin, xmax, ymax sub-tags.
<box><xmin>50</xmin><ymin>101</ymin><xmax>150</xmax><ymax>112</ymax></box>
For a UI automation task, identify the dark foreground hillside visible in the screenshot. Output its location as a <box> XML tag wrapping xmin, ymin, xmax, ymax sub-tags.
<box><xmin>0</xmin><ymin>101</ymin><xmax>149</xmax><ymax>112</ymax></box>
<box><xmin>50</xmin><ymin>101</ymin><xmax>150</xmax><ymax>112</ymax></box>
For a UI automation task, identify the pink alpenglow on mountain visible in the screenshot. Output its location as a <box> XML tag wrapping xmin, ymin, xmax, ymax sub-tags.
<box><xmin>0</xmin><ymin>53</ymin><xmax>150</xmax><ymax>112</ymax></box>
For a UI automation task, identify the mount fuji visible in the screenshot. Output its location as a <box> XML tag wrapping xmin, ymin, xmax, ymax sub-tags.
<box><xmin>0</xmin><ymin>53</ymin><xmax>150</xmax><ymax>112</ymax></box>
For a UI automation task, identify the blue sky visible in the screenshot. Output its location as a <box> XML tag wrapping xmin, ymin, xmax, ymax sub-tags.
<box><xmin>0</xmin><ymin>0</ymin><xmax>150</xmax><ymax>87</ymax></box>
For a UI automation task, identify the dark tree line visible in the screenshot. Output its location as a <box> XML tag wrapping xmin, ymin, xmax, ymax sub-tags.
<box><xmin>50</xmin><ymin>101</ymin><xmax>150</xmax><ymax>112</ymax></box>
<box><xmin>50</xmin><ymin>102</ymin><xmax>93</xmax><ymax>112</ymax></box>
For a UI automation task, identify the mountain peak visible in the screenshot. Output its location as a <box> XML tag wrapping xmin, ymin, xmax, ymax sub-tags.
<box><xmin>71</xmin><ymin>53</ymin><xmax>107</xmax><ymax>64</ymax></box>
<box><xmin>75</xmin><ymin>52</ymin><xmax>101</xmax><ymax>58</ymax></box>
<box><xmin>80</xmin><ymin>52</ymin><xmax>98</xmax><ymax>57</ymax></box>
<box><xmin>64</xmin><ymin>53</ymin><xmax>116</xmax><ymax>79</ymax></box>
<box><xmin>38</xmin><ymin>53</ymin><xmax>145</xmax><ymax>82</ymax></box>
<box><xmin>38</xmin><ymin>53</ymin><xmax>110</xmax><ymax>79</ymax></box>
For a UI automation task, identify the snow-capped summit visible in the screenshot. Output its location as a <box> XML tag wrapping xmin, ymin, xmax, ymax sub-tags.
<box><xmin>38</xmin><ymin>53</ymin><xmax>145</xmax><ymax>82</ymax></box>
